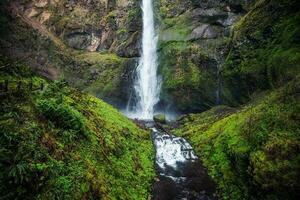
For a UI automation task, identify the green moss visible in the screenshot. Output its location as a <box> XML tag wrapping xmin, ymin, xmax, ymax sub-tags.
<box><xmin>158</xmin><ymin>41</ymin><xmax>216</xmax><ymax>112</ymax></box>
<box><xmin>67</xmin><ymin>52</ymin><xmax>128</xmax><ymax>99</ymax></box>
<box><xmin>0</xmin><ymin>56</ymin><xmax>155</xmax><ymax>199</ymax></box>
<box><xmin>117</xmin><ymin>28</ymin><xmax>127</xmax><ymax>36</ymax></box>
<box><xmin>105</xmin><ymin>11</ymin><xmax>117</xmax><ymax>25</ymax></box>
<box><xmin>174</xmin><ymin>78</ymin><xmax>300</xmax><ymax>199</ymax></box>
<box><xmin>158</xmin><ymin>13</ymin><xmax>193</xmax><ymax>42</ymax></box>
<box><xmin>50</xmin><ymin>4</ymin><xmax>103</xmax><ymax>34</ymax></box>
<box><xmin>76</xmin><ymin>52</ymin><xmax>122</xmax><ymax>65</ymax></box>
<box><xmin>222</xmin><ymin>0</ymin><xmax>300</xmax><ymax>105</ymax></box>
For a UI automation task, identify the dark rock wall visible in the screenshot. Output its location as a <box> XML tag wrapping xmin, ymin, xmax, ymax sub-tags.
<box><xmin>15</xmin><ymin>0</ymin><xmax>142</xmax><ymax>56</ymax></box>
<box><xmin>221</xmin><ymin>0</ymin><xmax>300</xmax><ymax>105</ymax></box>
<box><xmin>155</xmin><ymin>0</ymin><xmax>255</xmax><ymax>113</ymax></box>
<box><xmin>0</xmin><ymin>0</ymin><xmax>143</xmax><ymax>108</ymax></box>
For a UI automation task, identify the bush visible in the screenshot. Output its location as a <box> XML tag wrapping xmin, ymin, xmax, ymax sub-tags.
<box><xmin>36</xmin><ymin>99</ymin><xmax>87</xmax><ymax>137</ymax></box>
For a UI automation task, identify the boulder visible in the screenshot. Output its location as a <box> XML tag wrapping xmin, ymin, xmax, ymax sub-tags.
<box><xmin>153</xmin><ymin>114</ymin><xmax>166</xmax><ymax>124</ymax></box>
<box><xmin>189</xmin><ymin>24</ymin><xmax>219</xmax><ymax>40</ymax></box>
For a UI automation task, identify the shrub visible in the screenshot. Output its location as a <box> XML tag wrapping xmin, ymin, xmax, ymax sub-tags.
<box><xmin>36</xmin><ymin>99</ymin><xmax>87</xmax><ymax>137</ymax></box>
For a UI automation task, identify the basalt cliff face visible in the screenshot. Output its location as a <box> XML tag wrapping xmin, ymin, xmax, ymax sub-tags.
<box><xmin>5</xmin><ymin>0</ymin><xmax>142</xmax><ymax>56</ymax></box>
<box><xmin>4</xmin><ymin>0</ymin><xmax>297</xmax><ymax>114</ymax></box>
<box><xmin>155</xmin><ymin>0</ymin><xmax>256</xmax><ymax>113</ymax></box>
<box><xmin>155</xmin><ymin>0</ymin><xmax>299</xmax><ymax>113</ymax></box>
<box><xmin>0</xmin><ymin>0</ymin><xmax>258</xmax><ymax>112</ymax></box>
<box><xmin>1</xmin><ymin>0</ymin><xmax>143</xmax><ymax>107</ymax></box>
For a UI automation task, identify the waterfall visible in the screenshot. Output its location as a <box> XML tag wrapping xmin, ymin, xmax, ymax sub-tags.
<box><xmin>214</xmin><ymin>47</ymin><xmax>222</xmax><ymax>105</ymax></box>
<box><xmin>126</xmin><ymin>0</ymin><xmax>161</xmax><ymax>120</ymax></box>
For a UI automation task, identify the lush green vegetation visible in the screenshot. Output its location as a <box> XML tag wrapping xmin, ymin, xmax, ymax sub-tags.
<box><xmin>158</xmin><ymin>41</ymin><xmax>217</xmax><ymax>112</ymax></box>
<box><xmin>71</xmin><ymin>52</ymin><xmax>130</xmax><ymax>100</ymax></box>
<box><xmin>0</xmin><ymin>56</ymin><xmax>155</xmax><ymax>199</ymax></box>
<box><xmin>222</xmin><ymin>0</ymin><xmax>300</xmax><ymax>105</ymax></box>
<box><xmin>164</xmin><ymin>1</ymin><xmax>300</xmax><ymax>199</ymax></box>
<box><xmin>0</xmin><ymin>0</ymin><xmax>135</xmax><ymax>107</ymax></box>
<box><xmin>155</xmin><ymin>0</ymin><xmax>233</xmax><ymax>113</ymax></box>
<box><xmin>174</xmin><ymin>78</ymin><xmax>300</xmax><ymax>200</ymax></box>
<box><xmin>1</xmin><ymin>0</ymin><xmax>300</xmax><ymax>199</ymax></box>
<box><xmin>156</xmin><ymin>0</ymin><xmax>300</xmax><ymax>113</ymax></box>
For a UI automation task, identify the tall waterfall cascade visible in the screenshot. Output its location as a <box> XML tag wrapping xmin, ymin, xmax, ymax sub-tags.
<box><xmin>126</xmin><ymin>0</ymin><xmax>161</xmax><ymax>120</ymax></box>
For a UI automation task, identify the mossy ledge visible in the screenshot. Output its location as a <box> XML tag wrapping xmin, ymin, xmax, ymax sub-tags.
<box><xmin>0</xmin><ymin>56</ymin><xmax>155</xmax><ymax>200</ymax></box>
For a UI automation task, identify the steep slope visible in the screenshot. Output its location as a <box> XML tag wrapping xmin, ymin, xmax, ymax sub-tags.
<box><xmin>16</xmin><ymin>0</ymin><xmax>142</xmax><ymax>56</ymax></box>
<box><xmin>0</xmin><ymin>55</ymin><xmax>155</xmax><ymax>199</ymax></box>
<box><xmin>155</xmin><ymin>0</ymin><xmax>255</xmax><ymax>112</ymax></box>
<box><xmin>169</xmin><ymin>1</ymin><xmax>300</xmax><ymax>199</ymax></box>
<box><xmin>155</xmin><ymin>0</ymin><xmax>300</xmax><ymax>113</ymax></box>
<box><xmin>174</xmin><ymin>78</ymin><xmax>300</xmax><ymax>199</ymax></box>
<box><xmin>222</xmin><ymin>0</ymin><xmax>300</xmax><ymax>105</ymax></box>
<box><xmin>0</xmin><ymin>0</ymin><xmax>141</xmax><ymax>108</ymax></box>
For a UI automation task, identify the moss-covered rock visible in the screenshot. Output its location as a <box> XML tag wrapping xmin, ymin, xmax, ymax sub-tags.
<box><xmin>153</xmin><ymin>113</ymin><xmax>166</xmax><ymax>124</ymax></box>
<box><xmin>63</xmin><ymin>51</ymin><xmax>136</xmax><ymax>107</ymax></box>
<box><xmin>158</xmin><ymin>41</ymin><xmax>218</xmax><ymax>112</ymax></box>
<box><xmin>0</xmin><ymin>1</ymin><xmax>139</xmax><ymax>108</ymax></box>
<box><xmin>155</xmin><ymin>0</ymin><xmax>300</xmax><ymax>114</ymax></box>
<box><xmin>174</xmin><ymin>78</ymin><xmax>300</xmax><ymax>199</ymax></box>
<box><xmin>221</xmin><ymin>0</ymin><xmax>300</xmax><ymax>106</ymax></box>
<box><xmin>155</xmin><ymin>0</ymin><xmax>250</xmax><ymax>113</ymax></box>
<box><xmin>0</xmin><ymin>55</ymin><xmax>155</xmax><ymax>199</ymax></box>
<box><xmin>10</xmin><ymin>0</ymin><xmax>143</xmax><ymax>56</ymax></box>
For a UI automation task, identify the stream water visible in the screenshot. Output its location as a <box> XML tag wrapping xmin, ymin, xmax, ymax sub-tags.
<box><xmin>124</xmin><ymin>0</ymin><xmax>216</xmax><ymax>198</ymax></box>
<box><xmin>146</xmin><ymin>123</ymin><xmax>216</xmax><ymax>200</ymax></box>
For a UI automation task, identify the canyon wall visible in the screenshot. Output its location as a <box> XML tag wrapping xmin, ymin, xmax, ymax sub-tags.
<box><xmin>1</xmin><ymin>0</ymin><xmax>299</xmax><ymax>113</ymax></box>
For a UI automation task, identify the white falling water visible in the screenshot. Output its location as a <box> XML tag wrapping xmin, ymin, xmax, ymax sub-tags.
<box><xmin>127</xmin><ymin>0</ymin><xmax>161</xmax><ymax>120</ymax></box>
<box><xmin>152</xmin><ymin>128</ymin><xmax>198</xmax><ymax>170</ymax></box>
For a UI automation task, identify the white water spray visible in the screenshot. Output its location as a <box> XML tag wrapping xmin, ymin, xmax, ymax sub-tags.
<box><xmin>126</xmin><ymin>0</ymin><xmax>161</xmax><ymax>120</ymax></box>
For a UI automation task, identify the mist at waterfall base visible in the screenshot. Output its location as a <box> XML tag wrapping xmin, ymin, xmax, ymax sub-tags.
<box><xmin>124</xmin><ymin>0</ymin><xmax>165</xmax><ymax>120</ymax></box>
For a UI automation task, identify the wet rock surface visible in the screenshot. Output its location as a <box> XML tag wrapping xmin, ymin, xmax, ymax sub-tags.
<box><xmin>156</xmin><ymin>0</ymin><xmax>256</xmax><ymax>114</ymax></box>
<box><xmin>153</xmin><ymin>114</ymin><xmax>167</xmax><ymax>124</ymax></box>
<box><xmin>151</xmin><ymin>125</ymin><xmax>216</xmax><ymax>200</ymax></box>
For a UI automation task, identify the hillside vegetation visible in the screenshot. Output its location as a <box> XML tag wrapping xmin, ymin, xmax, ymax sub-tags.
<box><xmin>0</xmin><ymin>0</ymin><xmax>299</xmax><ymax>199</ymax></box>
<box><xmin>172</xmin><ymin>1</ymin><xmax>300</xmax><ymax>199</ymax></box>
<box><xmin>175</xmin><ymin>77</ymin><xmax>300</xmax><ymax>199</ymax></box>
<box><xmin>0</xmin><ymin>56</ymin><xmax>155</xmax><ymax>200</ymax></box>
<box><xmin>222</xmin><ymin>0</ymin><xmax>300</xmax><ymax>105</ymax></box>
